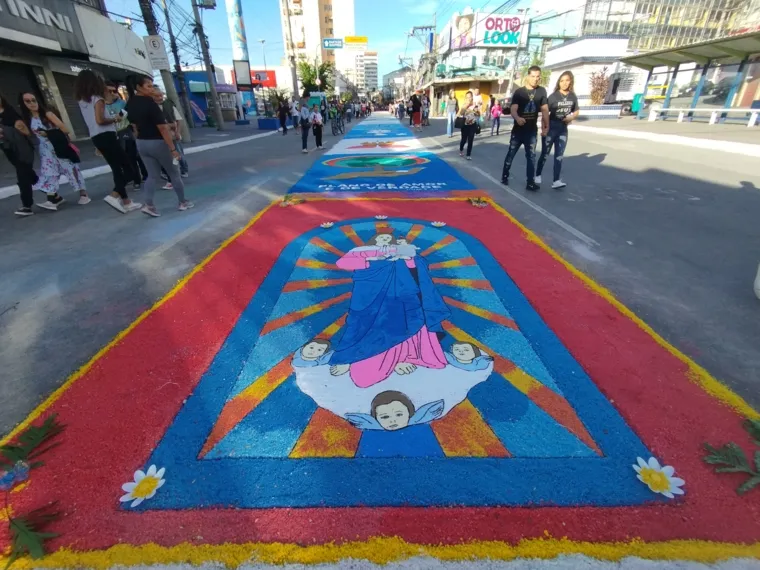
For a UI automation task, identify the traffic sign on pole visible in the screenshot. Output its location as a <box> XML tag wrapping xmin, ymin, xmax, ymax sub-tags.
<box><xmin>323</xmin><ymin>38</ymin><xmax>344</xmax><ymax>49</ymax></box>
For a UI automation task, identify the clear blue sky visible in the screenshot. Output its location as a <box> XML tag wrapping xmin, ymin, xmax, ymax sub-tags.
<box><xmin>105</xmin><ymin>0</ymin><xmax>567</xmax><ymax>79</ymax></box>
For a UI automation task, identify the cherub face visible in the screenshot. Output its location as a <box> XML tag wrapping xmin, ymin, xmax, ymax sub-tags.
<box><xmin>375</xmin><ymin>401</ymin><xmax>411</xmax><ymax>430</ymax></box>
<box><xmin>302</xmin><ymin>341</ymin><xmax>328</xmax><ymax>359</ymax></box>
<box><xmin>395</xmin><ymin>237</ymin><xmax>408</xmax><ymax>245</ymax></box>
<box><xmin>452</xmin><ymin>343</ymin><xmax>477</xmax><ymax>362</ymax></box>
<box><xmin>375</xmin><ymin>234</ymin><xmax>393</xmax><ymax>246</ymax></box>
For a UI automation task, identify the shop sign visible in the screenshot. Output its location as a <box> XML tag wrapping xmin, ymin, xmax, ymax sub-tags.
<box><xmin>0</xmin><ymin>0</ymin><xmax>88</xmax><ymax>53</ymax></box>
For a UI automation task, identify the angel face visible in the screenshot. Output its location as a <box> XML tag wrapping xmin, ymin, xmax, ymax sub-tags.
<box><xmin>301</xmin><ymin>340</ymin><xmax>329</xmax><ymax>360</ymax></box>
<box><xmin>451</xmin><ymin>342</ymin><xmax>477</xmax><ymax>363</ymax></box>
<box><xmin>395</xmin><ymin>237</ymin><xmax>408</xmax><ymax>245</ymax></box>
<box><xmin>374</xmin><ymin>400</ymin><xmax>411</xmax><ymax>430</ymax></box>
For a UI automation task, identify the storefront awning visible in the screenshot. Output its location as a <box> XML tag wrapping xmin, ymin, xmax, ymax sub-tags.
<box><xmin>621</xmin><ymin>31</ymin><xmax>760</xmax><ymax>70</ymax></box>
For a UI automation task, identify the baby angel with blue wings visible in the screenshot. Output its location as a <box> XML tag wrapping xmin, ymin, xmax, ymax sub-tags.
<box><xmin>445</xmin><ymin>341</ymin><xmax>494</xmax><ymax>371</ymax></box>
<box><xmin>292</xmin><ymin>338</ymin><xmax>334</xmax><ymax>367</ymax></box>
<box><xmin>345</xmin><ymin>390</ymin><xmax>444</xmax><ymax>431</ymax></box>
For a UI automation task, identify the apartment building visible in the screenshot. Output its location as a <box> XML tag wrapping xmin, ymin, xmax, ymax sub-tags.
<box><xmin>279</xmin><ymin>0</ymin><xmax>354</xmax><ymax>68</ymax></box>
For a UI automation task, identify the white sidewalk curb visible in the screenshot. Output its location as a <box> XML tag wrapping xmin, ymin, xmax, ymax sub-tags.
<box><xmin>571</xmin><ymin>124</ymin><xmax>760</xmax><ymax>157</ymax></box>
<box><xmin>0</xmin><ymin>130</ymin><xmax>278</xmax><ymax>201</ymax></box>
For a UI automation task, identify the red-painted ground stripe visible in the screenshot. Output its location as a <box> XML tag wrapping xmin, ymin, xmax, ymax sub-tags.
<box><xmin>283</xmin><ymin>278</ymin><xmax>352</xmax><ymax>292</ymax></box>
<box><xmin>290</xmin><ymin>408</ymin><xmax>362</xmax><ymax>457</ymax></box>
<box><xmin>443</xmin><ymin>296</ymin><xmax>518</xmax><ymax>330</ymax></box>
<box><xmin>429</xmin><ymin>257</ymin><xmax>477</xmax><ymax>270</ymax></box>
<box><xmin>340</xmin><ymin>225</ymin><xmax>364</xmax><ymax>247</ymax></box>
<box><xmin>295</xmin><ymin>259</ymin><xmax>338</xmax><ymax>270</ymax></box>
<box><xmin>420</xmin><ymin>234</ymin><xmax>456</xmax><ymax>256</ymax></box>
<box><xmin>431</xmin><ymin>399</ymin><xmax>510</xmax><ymax>457</ymax></box>
<box><xmin>432</xmin><ymin>278</ymin><xmax>492</xmax><ymax>290</ymax></box>
<box><xmin>310</xmin><ymin>236</ymin><xmax>344</xmax><ymax>257</ymax></box>
<box><xmin>260</xmin><ymin>292</ymin><xmax>351</xmax><ymax>336</ymax></box>
<box><xmin>405</xmin><ymin>224</ymin><xmax>425</xmax><ymax>243</ymax></box>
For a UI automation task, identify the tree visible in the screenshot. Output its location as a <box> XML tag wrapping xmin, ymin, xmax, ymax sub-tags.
<box><xmin>267</xmin><ymin>88</ymin><xmax>291</xmax><ymax>109</ymax></box>
<box><xmin>589</xmin><ymin>66</ymin><xmax>611</xmax><ymax>105</ymax></box>
<box><xmin>297</xmin><ymin>59</ymin><xmax>335</xmax><ymax>98</ymax></box>
<box><xmin>518</xmin><ymin>52</ymin><xmax>551</xmax><ymax>89</ymax></box>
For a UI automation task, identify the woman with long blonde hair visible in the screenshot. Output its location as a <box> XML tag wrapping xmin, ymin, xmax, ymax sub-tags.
<box><xmin>535</xmin><ymin>70</ymin><xmax>579</xmax><ymax>189</ymax></box>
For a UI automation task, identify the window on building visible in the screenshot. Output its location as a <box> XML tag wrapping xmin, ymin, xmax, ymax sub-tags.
<box><xmin>328</xmin><ymin>27</ymin><xmax>333</xmax><ymax>34</ymax></box>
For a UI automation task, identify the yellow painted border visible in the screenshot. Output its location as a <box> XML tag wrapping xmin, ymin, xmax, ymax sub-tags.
<box><xmin>2</xmin><ymin>194</ymin><xmax>759</xmax><ymax>568</ymax></box>
<box><xmin>2</xmin><ymin>537</ymin><xmax>760</xmax><ymax>568</ymax></box>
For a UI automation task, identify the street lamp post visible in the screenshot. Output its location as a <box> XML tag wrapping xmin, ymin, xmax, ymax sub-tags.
<box><xmin>259</xmin><ymin>39</ymin><xmax>267</xmax><ymax>71</ymax></box>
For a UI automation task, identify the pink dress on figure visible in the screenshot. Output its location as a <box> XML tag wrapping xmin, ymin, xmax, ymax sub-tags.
<box><xmin>335</xmin><ymin>246</ymin><xmax>447</xmax><ymax>388</ymax></box>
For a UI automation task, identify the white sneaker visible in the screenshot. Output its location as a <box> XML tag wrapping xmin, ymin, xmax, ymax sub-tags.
<box><xmin>302</xmin><ymin>149</ymin><xmax>308</xmax><ymax>154</ymax></box>
<box><xmin>552</xmin><ymin>180</ymin><xmax>567</xmax><ymax>189</ymax></box>
<box><xmin>141</xmin><ymin>205</ymin><xmax>161</xmax><ymax>217</ymax></box>
<box><xmin>466</xmin><ymin>156</ymin><xmax>472</xmax><ymax>161</ymax></box>
<box><xmin>181</xmin><ymin>172</ymin><xmax>189</xmax><ymax>178</ymax></box>
<box><xmin>124</xmin><ymin>201</ymin><xmax>143</xmax><ymax>212</ymax></box>
<box><xmin>534</xmin><ymin>175</ymin><xmax>542</xmax><ymax>184</ymax></box>
<box><xmin>104</xmin><ymin>195</ymin><xmax>126</xmax><ymax>213</ymax></box>
<box><xmin>162</xmin><ymin>183</ymin><xmax>174</xmax><ymax>190</ymax></box>
<box><xmin>78</xmin><ymin>195</ymin><xmax>92</xmax><ymax>205</ymax></box>
<box><xmin>37</xmin><ymin>200</ymin><xmax>59</xmax><ymax>211</ymax></box>
<box><xmin>178</xmin><ymin>201</ymin><xmax>195</xmax><ymax>211</ymax></box>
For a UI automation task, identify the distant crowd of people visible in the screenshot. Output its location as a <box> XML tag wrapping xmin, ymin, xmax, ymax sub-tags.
<box><xmin>276</xmin><ymin>97</ymin><xmax>373</xmax><ymax>152</ymax></box>
<box><xmin>394</xmin><ymin>65</ymin><xmax>579</xmax><ymax>190</ymax></box>
<box><xmin>1</xmin><ymin>69</ymin><xmax>192</xmax><ymax>218</ymax></box>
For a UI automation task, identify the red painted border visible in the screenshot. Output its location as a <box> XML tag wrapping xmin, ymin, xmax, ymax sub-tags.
<box><xmin>8</xmin><ymin>200</ymin><xmax>760</xmax><ymax>551</ymax></box>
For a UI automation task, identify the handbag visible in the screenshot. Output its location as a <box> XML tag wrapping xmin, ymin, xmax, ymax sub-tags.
<box><xmin>475</xmin><ymin>122</ymin><xmax>481</xmax><ymax>135</ymax></box>
<box><xmin>454</xmin><ymin>116</ymin><xmax>465</xmax><ymax>129</ymax></box>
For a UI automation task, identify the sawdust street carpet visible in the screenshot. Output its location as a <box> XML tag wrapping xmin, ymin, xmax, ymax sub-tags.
<box><xmin>1</xmin><ymin>115</ymin><xmax>759</xmax><ymax>569</ymax></box>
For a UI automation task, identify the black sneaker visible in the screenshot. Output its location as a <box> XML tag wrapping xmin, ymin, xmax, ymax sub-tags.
<box><xmin>14</xmin><ymin>207</ymin><xmax>34</xmax><ymax>217</ymax></box>
<box><xmin>501</xmin><ymin>176</ymin><xmax>509</xmax><ymax>185</ymax></box>
<box><xmin>526</xmin><ymin>182</ymin><xmax>540</xmax><ymax>192</ymax></box>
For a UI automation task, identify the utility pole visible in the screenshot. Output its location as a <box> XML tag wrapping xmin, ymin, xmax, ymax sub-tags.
<box><xmin>161</xmin><ymin>0</ymin><xmax>193</xmax><ymax>140</ymax></box>
<box><xmin>282</xmin><ymin>0</ymin><xmax>300</xmax><ymax>97</ymax></box>
<box><xmin>138</xmin><ymin>0</ymin><xmax>191</xmax><ymax>140</ymax></box>
<box><xmin>191</xmin><ymin>0</ymin><xmax>226</xmax><ymax>130</ymax></box>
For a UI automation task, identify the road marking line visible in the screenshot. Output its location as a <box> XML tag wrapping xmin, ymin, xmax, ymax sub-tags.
<box><xmin>470</xmin><ymin>165</ymin><xmax>600</xmax><ymax>248</ymax></box>
<box><xmin>0</xmin><ymin>131</ymin><xmax>278</xmax><ymax>201</ymax></box>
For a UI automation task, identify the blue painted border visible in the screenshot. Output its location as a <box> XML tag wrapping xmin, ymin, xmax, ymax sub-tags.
<box><xmin>140</xmin><ymin>218</ymin><xmax>658</xmax><ymax>509</ymax></box>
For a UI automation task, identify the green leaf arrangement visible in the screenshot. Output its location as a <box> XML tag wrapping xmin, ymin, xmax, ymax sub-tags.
<box><xmin>1</xmin><ymin>415</ymin><xmax>64</xmax><ymax>569</ymax></box>
<box><xmin>703</xmin><ymin>419</ymin><xmax>760</xmax><ymax>495</ymax></box>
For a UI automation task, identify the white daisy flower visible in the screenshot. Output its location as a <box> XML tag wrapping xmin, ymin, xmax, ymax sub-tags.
<box><xmin>120</xmin><ymin>465</ymin><xmax>166</xmax><ymax>508</ymax></box>
<box><xmin>320</xmin><ymin>222</ymin><xmax>334</xmax><ymax>228</ymax></box>
<box><xmin>431</xmin><ymin>221</ymin><xmax>446</xmax><ymax>227</ymax></box>
<box><xmin>374</xmin><ymin>215</ymin><xmax>388</xmax><ymax>220</ymax></box>
<box><xmin>633</xmin><ymin>457</ymin><xmax>685</xmax><ymax>499</ymax></box>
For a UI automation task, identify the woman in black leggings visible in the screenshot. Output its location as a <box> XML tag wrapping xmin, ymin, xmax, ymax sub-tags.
<box><xmin>74</xmin><ymin>69</ymin><xmax>140</xmax><ymax>214</ymax></box>
<box><xmin>458</xmin><ymin>90</ymin><xmax>479</xmax><ymax>160</ymax></box>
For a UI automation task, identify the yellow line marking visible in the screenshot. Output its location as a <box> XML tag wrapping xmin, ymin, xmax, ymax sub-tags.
<box><xmin>1</xmin><ymin>537</ymin><xmax>759</xmax><ymax>567</ymax></box>
<box><xmin>0</xmin><ymin>200</ymin><xmax>280</xmax><ymax>447</ymax></box>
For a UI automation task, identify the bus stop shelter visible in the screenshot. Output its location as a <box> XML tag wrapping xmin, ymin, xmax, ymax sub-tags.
<box><xmin>621</xmin><ymin>31</ymin><xmax>760</xmax><ymax>122</ymax></box>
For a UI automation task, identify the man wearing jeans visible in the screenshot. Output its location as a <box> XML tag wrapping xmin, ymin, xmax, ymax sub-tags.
<box><xmin>501</xmin><ymin>65</ymin><xmax>549</xmax><ymax>191</ymax></box>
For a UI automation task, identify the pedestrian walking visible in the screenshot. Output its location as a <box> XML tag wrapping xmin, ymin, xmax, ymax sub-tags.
<box><xmin>407</xmin><ymin>98</ymin><xmax>414</xmax><ymax>126</ymax></box>
<box><xmin>535</xmin><ymin>71</ymin><xmax>579</xmax><ymax>189</ymax></box>
<box><xmin>445</xmin><ymin>91</ymin><xmax>458</xmax><ymax>138</ymax></box>
<box><xmin>19</xmin><ymin>92</ymin><xmax>89</xmax><ymax>210</ymax></box>
<box><xmin>457</xmin><ymin>90</ymin><xmax>479</xmax><ymax>160</ymax></box>
<box><xmin>490</xmin><ymin>99</ymin><xmax>503</xmax><ymax>136</ymax></box>
<box><xmin>160</xmin><ymin>92</ymin><xmax>189</xmax><ymax>178</ymax></box>
<box><xmin>311</xmin><ymin>104</ymin><xmax>324</xmax><ymax>150</ymax></box>
<box><xmin>486</xmin><ymin>95</ymin><xmax>495</xmax><ymax>127</ymax></box>
<box><xmin>75</xmin><ymin>69</ymin><xmax>140</xmax><ymax>213</ymax></box>
<box><xmin>106</xmin><ymin>82</ymin><xmax>147</xmax><ymax>189</ymax></box>
<box><xmin>411</xmin><ymin>94</ymin><xmax>422</xmax><ymax>131</ymax></box>
<box><xmin>290</xmin><ymin>99</ymin><xmax>300</xmax><ymax>132</ymax></box>
<box><xmin>299</xmin><ymin>98</ymin><xmax>312</xmax><ymax>153</ymax></box>
<box><xmin>1</xmin><ymin>93</ymin><xmax>39</xmax><ymax>217</ymax></box>
<box><xmin>501</xmin><ymin>65</ymin><xmax>549</xmax><ymax>191</ymax></box>
<box><xmin>278</xmin><ymin>100</ymin><xmax>289</xmax><ymax>135</ymax></box>
<box><xmin>124</xmin><ymin>74</ymin><xmax>192</xmax><ymax>217</ymax></box>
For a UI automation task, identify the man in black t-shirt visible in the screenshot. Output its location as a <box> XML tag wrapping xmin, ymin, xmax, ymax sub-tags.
<box><xmin>501</xmin><ymin>65</ymin><xmax>549</xmax><ymax>191</ymax></box>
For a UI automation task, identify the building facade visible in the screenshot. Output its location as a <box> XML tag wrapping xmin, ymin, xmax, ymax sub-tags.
<box><xmin>279</xmin><ymin>0</ymin><xmax>354</xmax><ymax>68</ymax></box>
<box><xmin>581</xmin><ymin>0</ymin><xmax>748</xmax><ymax>52</ymax></box>
<box><xmin>354</xmin><ymin>51</ymin><xmax>377</xmax><ymax>93</ymax></box>
<box><xmin>0</xmin><ymin>0</ymin><xmax>152</xmax><ymax>139</ymax></box>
